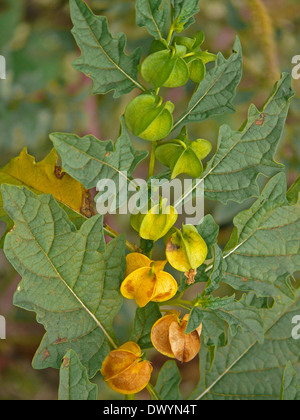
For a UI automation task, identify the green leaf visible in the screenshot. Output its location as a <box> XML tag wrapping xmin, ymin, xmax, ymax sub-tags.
<box><xmin>185</xmin><ymin>306</ymin><xmax>204</xmax><ymax>334</ymax></box>
<box><xmin>172</xmin><ymin>0</ymin><xmax>200</xmax><ymax>32</ymax></box>
<box><xmin>58</xmin><ymin>350</ymin><xmax>98</xmax><ymax>400</ymax></box>
<box><xmin>189</xmin><ymin>295</ymin><xmax>264</xmax><ymax>346</ymax></box>
<box><xmin>190</xmin><ymin>292</ymin><xmax>300</xmax><ymax>400</ymax></box>
<box><xmin>2</xmin><ymin>185</ymin><xmax>126</xmax><ymax>378</ymax></box>
<box><xmin>173</xmin><ymin>37</ymin><xmax>242</xmax><ymax>130</ymax></box>
<box><xmin>222</xmin><ymin>173</ymin><xmax>300</xmax><ymax>300</ymax></box>
<box><xmin>154</xmin><ymin>361</ymin><xmax>182</xmax><ymax>400</ymax></box>
<box><xmin>202</xmin><ymin>73</ymin><xmax>294</xmax><ymax>203</ymax></box>
<box><xmin>130</xmin><ymin>302</ymin><xmax>161</xmax><ymax>349</ymax></box>
<box><xmin>176</xmin><ymin>73</ymin><xmax>294</xmax><ymax>207</ymax></box>
<box><xmin>50</xmin><ymin>118</ymin><xmax>148</xmax><ymax>210</ymax></box>
<box><xmin>280</xmin><ymin>361</ymin><xmax>300</xmax><ymax>400</ymax></box>
<box><xmin>196</xmin><ymin>215</ymin><xmax>219</xmax><ymax>259</ymax></box>
<box><xmin>70</xmin><ymin>0</ymin><xmax>144</xmax><ymax>98</ymax></box>
<box><xmin>203</xmin><ymin>244</ymin><xmax>223</xmax><ymax>295</ymax></box>
<box><xmin>136</xmin><ymin>0</ymin><xmax>170</xmax><ymax>40</ymax></box>
<box><xmin>287</xmin><ymin>175</ymin><xmax>300</xmax><ymax>205</ymax></box>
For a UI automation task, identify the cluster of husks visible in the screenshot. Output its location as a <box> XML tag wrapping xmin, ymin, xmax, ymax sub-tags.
<box><xmin>108</xmin><ymin>27</ymin><xmax>214</xmax><ymax>398</ymax></box>
<box><xmin>124</xmin><ymin>32</ymin><xmax>216</xmax><ymax>143</ymax></box>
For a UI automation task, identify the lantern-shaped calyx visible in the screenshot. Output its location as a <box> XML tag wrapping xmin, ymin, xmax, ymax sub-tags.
<box><xmin>173</xmin><ymin>31</ymin><xmax>217</xmax><ymax>84</ymax></box>
<box><xmin>151</xmin><ymin>312</ymin><xmax>202</xmax><ymax>363</ymax></box>
<box><xmin>130</xmin><ymin>199</ymin><xmax>178</xmax><ymax>242</ymax></box>
<box><xmin>100</xmin><ymin>342</ymin><xmax>152</xmax><ymax>395</ymax></box>
<box><xmin>140</xmin><ymin>44</ymin><xmax>189</xmax><ymax>89</ymax></box>
<box><xmin>166</xmin><ymin>224</ymin><xmax>208</xmax><ymax>284</ymax></box>
<box><xmin>121</xmin><ymin>253</ymin><xmax>178</xmax><ymax>308</ymax></box>
<box><xmin>124</xmin><ymin>92</ymin><xmax>174</xmax><ymax>141</ymax></box>
<box><xmin>155</xmin><ymin>128</ymin><xmax>212</xmax><ymax>179</ymax></box>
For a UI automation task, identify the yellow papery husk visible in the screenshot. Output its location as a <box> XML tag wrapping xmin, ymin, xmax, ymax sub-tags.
<box><xmin>166</xmin><ymin>225</ymin><xmax>208</xmax><ymax>272</ymax></box>
<box><xmin>121</xmin><ymin>267</ymin><xmax>178</xmax><ymax>308</ymax></box>
<box><xmin>106</xmin><ymin>360</ymin><xmax>153</xmax><ymax>395</ymax></box>
<box><xmin>151</xmin><ymin>314</ymin><xmax>202</xmax><ymax>363</ymax></box>
<box><xmin>151</xmin><ymin>313</ymin><xmax>179</xmax><ymax>358</ymax></box>
<box><xmin>124</xmin><ymin>253</ymin><xmax>167</xmax><ymax>277</ymax></box>
<box><xmin>101</xmin><ymin>342</ymin><xmax>152</xmax><ymax>395</ymax></box>
<box><xmin>120</xmin><ymin>267</ymin><xmax>156</xmax><ymax>308</ymax></box>
<box><xmin>151</xmin><ymin>271</ymin><xmax>178</xmax><ymax>302</ymax></box>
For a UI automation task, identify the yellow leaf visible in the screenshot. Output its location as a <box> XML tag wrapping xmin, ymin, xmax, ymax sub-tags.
<box><xmin>0</xmin><ymin>148</ymin><xmax>85</xmax><ymax>214</ymax></box>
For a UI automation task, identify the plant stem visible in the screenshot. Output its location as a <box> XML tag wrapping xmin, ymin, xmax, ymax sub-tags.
<box><xmin>125</xmin><ymin>394</ymin><xmax>135</xmax><ymax>400</ymax></box>
<box><xmin>159</xmin><ymin>298</ymin><xmax>193</xmax><ymax>310</ymax></box>
<box><xmin>104</xmin><ymin>224</ymin><xmax>136</xmax><ymax>252</ymax></box>
<box><xmin>166</xmin><ymin>24</ymin><xmax>175</xmax><ymax>45</ymax></box>
<box><xmin>148</xmin><ymin>142</ymin><xmax>157</xmax><ymax>179</ymax></box>
<box><xmin>146</xmin><ymin>384</ymin><xmax>159</xmax><ymax>400</ymax></box>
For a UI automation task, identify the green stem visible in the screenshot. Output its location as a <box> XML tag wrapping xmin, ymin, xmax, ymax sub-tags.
<box><xmin>166</xmin><ymin>23</ymin><xmax>175</xmax><ymax>45</ymax></box>
<box><xmin>148</xmin><ymin>142</ymin><xmax>157</xmax><ymax>179</ymax></box>
<box><xmin>159</xmin><ymin>298</ymin><xmax>193</xmax><ymax>310</ymax></box>
<box><xmin>146</xmin><ymin>384</ymin><xmax>159</xmax><ymax>400</ymax></box>
<box><xmin>125</xmin><ymin>394</ymin><xmax>135</xmax><ymax>400</ymax></box>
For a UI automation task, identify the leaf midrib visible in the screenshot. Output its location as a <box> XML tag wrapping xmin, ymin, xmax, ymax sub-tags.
<box><xmin>195</xmin><ymin>297</ymin><xmax>299</xmax><ymax>400</ymax></box>
<box><xmin>7</xmin><ymin>188</ymin><xmax>118</xmax><ymax>349</ymax></box>
<box><xmin>72</xmin><ymin>0</ymin><xmax>145</xmax><ymax>92</ymax></box>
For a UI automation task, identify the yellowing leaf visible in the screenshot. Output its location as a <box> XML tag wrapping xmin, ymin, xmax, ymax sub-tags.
<box><xmin>0</xmin><ymin>148</ymin><xmax>85</xmax><ymax>214</ymax></box>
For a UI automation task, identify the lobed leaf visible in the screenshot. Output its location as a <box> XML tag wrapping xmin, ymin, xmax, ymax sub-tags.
<box><xmin>176</xmin><ymin>73</ymin><xmax>294</xmax><ymax>207</ymax></box>
<box><xmin>2</xmin><ymin>185</ymin><xmax>126</xmax><ymax>378</ymax></box>
<box><xmin>70</xmin><ymin>0</ymin><xmax>144</xmax><ymax>97</ymax></box>
<box><xmin>187</xmin><ymin>295</ymin><xmax>264</xmax><ymax>346</ymax></box>
<box><xmin>50</xmin><ymin>118</ymin><xmax>148</xmax><ymax>210</ymax></box>
<box><xmin>136</xmin><ymin>0</ymin><xmax>170</xmax><ymax>40</ymax></box>
<box><xmin>202</xmin><ymin>73</ymin><xmax>294</xmax><ymax>204</ymax></box>
<box><xmin>172</xmin><ymin>0</ymin><xmax>200</xmax><ymax>32</ymax></box>
<box><xmin>173</xmin><ymin>36</ymin><xmax>242</xmax><ymax>130</ymax></box>
<box><xmin>222</xmin><ymin>172</ymin><xmax>300</xmax><ymax>300</ymax></box>
<box><xmin>190</xmin><ymin>293</ymin><xmax>300</xmax><ymax>400</ymax></box>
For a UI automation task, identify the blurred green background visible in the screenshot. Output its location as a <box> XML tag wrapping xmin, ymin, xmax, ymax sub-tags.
<box><xmin>0</xmin><ymin>0</ymin><xmax>299</xmax><ymax>400</ymax></box>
